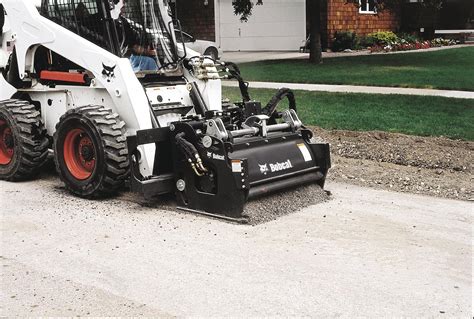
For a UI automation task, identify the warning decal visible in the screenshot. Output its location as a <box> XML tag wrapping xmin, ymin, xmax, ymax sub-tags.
<box><xmin>231</xmin><ymin>160</ymin><xmax>242</xmax><ymax>173</ymax></box>
<box><xmin>297</xmin><ymin>143</ymin><xmax>313</xmax><ymax>162</ymax></box>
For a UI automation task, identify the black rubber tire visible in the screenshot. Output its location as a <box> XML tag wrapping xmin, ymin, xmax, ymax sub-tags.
<box><xmin>53</xmin><ymin>105</ymin><xmax>130</xmax><ymax>197</ymax></box>
<box><xmin>0</xmin><ymin>99</ymin><xmax>49</xmax><ymax>181</ymax></box>
<box><xmin>204</xmin><ymin>47</ymin><xmax>219</xmax><ymax>60</ymax></box>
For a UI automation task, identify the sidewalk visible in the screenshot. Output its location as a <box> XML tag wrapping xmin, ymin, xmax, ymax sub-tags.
<box><xmin>221</xmin><ymin>44</ymin><xmax>473</xmax><ymax>64</ymax></box>
<box><xmin>222</xmin><ymin>81</ymin><xmax>474</xmax><ymax>99</ymax></box>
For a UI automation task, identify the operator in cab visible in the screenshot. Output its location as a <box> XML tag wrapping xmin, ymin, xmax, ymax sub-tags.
<box><xmin>112</xmin><ymin>0</ymin><xmax>159</xmax><ymax>72</ymax></box>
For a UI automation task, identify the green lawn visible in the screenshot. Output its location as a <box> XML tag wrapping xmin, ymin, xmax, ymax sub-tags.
<box><xmin>223</xmin><ymin>87</ymin><xmax>474</xmax><ymax>140</ymax></box>
<box><xmin>237</xmin><ymin>47</ymin><xmax>474</xmax><ymax>91</ymax></box>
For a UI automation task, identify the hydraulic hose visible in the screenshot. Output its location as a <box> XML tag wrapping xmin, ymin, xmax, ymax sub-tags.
<box><xmin>175</xmin><ymin>133</ymin><xmax>195</xmax><ymax>159</ymax></box>
<box><xmin>175</xmin><ymin>133</ymin><xmax>207</xmax><ymax>176</ymax></box>
<box><xmin>185</xmin><ymin>57</ymin><xmax>250</xmax><ymax>102</ymax></box>
<box><xmin>188</xmin><ymin>82</ymin><xmax>208</xmax><ymax>117</ymax></box>
<box><xmin>224</xmin><ymin>62</ymin><xmax>251</xmax><ymax>102</ymax></box>
<box><xmin>262</xmin><ymin>88</ymin><xmax>297</xmax><ymax>117</ymax></box>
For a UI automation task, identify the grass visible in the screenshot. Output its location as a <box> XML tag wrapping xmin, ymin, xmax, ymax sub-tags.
<box><xmin>222</xmin><ymin>87</ymin><xmax>474</xmax><ymax>141</ymax></box>
<box><xmin>237</xmin><ymin>47</ymin><xmax>474</xmax><ymax>91</ymax></box>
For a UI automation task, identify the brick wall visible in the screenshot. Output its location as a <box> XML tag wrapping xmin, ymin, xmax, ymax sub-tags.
<box><xmin>326</xmin><ymin>0</ymin><xmax>399</xmax><ymax>48</ymax></box>
<box><xmin>176</xmin><ymin>0</ymin><xmax>215</xmax><ymax>41</ymax></box>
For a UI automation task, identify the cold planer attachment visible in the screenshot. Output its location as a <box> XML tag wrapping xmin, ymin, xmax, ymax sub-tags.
<box><xmin>171</xmin><ymin>122</ymin><xmax>330</xmax><ymax>221</ymax></box>
<box><xmin>127</xmin><ymin>100</ymin><xmax>330</xmax><ymax>222</ymax></box>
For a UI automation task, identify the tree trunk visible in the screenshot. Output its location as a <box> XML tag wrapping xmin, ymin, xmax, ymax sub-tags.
<box><xmin>308</xmin><ymin>0</ymin><xmax>323</xmax><ymax>64</ymax></box>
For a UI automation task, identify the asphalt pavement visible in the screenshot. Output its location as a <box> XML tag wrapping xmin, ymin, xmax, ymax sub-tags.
<box><xmin>1</xmin><ymin>174</ymin><xmax>472</xmax><ymax>317</ymax></box>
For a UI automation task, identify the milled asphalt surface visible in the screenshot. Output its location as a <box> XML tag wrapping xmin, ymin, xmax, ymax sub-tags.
<box><xmin>223</xmin><ymin>81</ymin><xmax>474</xmax><ymax>99</ymax></box>
<box><xmin>1</xmin><ymin>174</ymin><xmax>472</xmax><ymax>316</ymax></box>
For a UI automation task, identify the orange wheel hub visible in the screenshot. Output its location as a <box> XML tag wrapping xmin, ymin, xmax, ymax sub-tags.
<box><xmin>0</xmin><ymin>119</ymin><xmax>14</xmax><ymax>165</ymax></box>
<box><xmin>63</xmin><ymin>128</ymin><xmax>96</xmax><ymax>180</ymax></box>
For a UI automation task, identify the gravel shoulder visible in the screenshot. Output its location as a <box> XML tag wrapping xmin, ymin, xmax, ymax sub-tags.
<box><xmin>312</xmin><ymin>128</ymin><xmax>473</xmax><ymax>200</ymax></box>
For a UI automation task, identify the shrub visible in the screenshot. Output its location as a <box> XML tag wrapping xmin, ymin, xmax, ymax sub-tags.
<box><xmin>397</xmin><ymin>32</ymin><xmax>421</xmax><ymax>44</ymax></box>
<box><xmin>431</xmin><ymin>38</ymin><xmax>457</xmax><ymax>47</ymax></box>
<box><xmin>358</xmin><ymin>35</ymin><xmax>375</xmax><ymax>48</ymax></box>
<box><xmin>366</xmin><ymin>31</ymin><xmax>399</xmax><ymax>45</ymax></box>
<box><xmin>332</xmin><ymin>31</ymin><xmax>357</xmax><ymax>52</ymax></box>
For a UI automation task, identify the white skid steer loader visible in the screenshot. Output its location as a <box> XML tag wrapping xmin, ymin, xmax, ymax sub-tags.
<box><xmin>0</xmin><ymin>0</ymin><xmax>330</xmax><ymax>222</ymax></box>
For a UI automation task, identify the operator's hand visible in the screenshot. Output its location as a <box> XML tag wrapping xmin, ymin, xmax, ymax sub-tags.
<box><xmin>146</xmin><ymin>48</ymin><xmax>157</xmax><ymax>56</ymax></box>
<box><xmin>132</xmin><ymin>45</ymin><xmax>156</xmax><ymax>57</ymax></box>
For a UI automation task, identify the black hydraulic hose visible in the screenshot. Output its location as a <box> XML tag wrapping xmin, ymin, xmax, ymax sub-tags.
<box><xmin>182</xmin><ymin>138</ymin><xmax>199</xmax><ymax>158</ymax></box>
<box><xmin>225</xmin><ymin>62</ymin><xmax>250</xmax><ymax>102</ymax></box>
<box><xmin>262</xmin><ymin>88</ymin><xmax>297</xmax><ymax>117</ymax></box>
<box><xmin>175</xmin><ymin>133</ymin><xmax>208</xmax><ymax>176</ymax></box>
<box><xmin>175</xmin><ymin>133</ymin><xmax>195</xmax><ymax>160</ymax></box>
<box><xmin>224</xmin><ymin>61</ymin><xmax>242</xmax><ymax>74</ymax></box>
<box><xmin>189</xmin><ymin>82</ymin><xmax>208</xmax><ymax>117</ymax></box>
<box><xmin>232</xmin><ymin>71</ymin><xmax>251</xmax><ymax>103</ymax></box>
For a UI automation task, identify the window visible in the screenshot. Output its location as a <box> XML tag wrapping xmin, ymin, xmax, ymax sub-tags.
<box><xmin>359</xmin><ymin>0</ymin><xmax>376</xmax><ymax>14</ymax></box>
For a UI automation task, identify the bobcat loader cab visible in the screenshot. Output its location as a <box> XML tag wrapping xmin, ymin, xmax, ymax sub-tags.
<box><xmin>0</xmin><ymin>0</ymin><xmax>330</xmax><ymax>222</ymax></box>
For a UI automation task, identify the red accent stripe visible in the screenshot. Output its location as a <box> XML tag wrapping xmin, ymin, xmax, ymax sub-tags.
<box><xmin>40</xmin><ymin>71</ymin><xmax>87</xmax><ymax>84</ymax></box>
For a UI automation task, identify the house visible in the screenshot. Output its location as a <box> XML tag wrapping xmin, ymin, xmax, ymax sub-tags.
<box><xmin>172</xmin><ymin>0</ymin><xmax>399</xmax><ymax>51</ymax></box>
<box><xmin>322</xmin><ymin>0</ymin><xmax>398</xmax><ymax>48</ymax></box>
<box><xmin>173</xmin><ymin>0</ymin><xmax>307</xmax><ymax>51</ymax></box>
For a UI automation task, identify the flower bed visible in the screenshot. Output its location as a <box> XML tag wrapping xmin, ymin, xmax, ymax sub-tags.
<box><xmin>368</xmin><ymin>37</ymin><xmax>458</xmax><ymax>53</ymax></box>
<box><xmin>331</xmin><ymin>30</ymin><xmax>461</xmax><ymax>53</ymax></box>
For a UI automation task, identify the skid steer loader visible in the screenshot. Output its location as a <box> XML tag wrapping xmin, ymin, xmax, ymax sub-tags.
<box><xmin>0</xmin><ymin>0</ymin><xmax>330</xmax><ymax>222</ymax></box>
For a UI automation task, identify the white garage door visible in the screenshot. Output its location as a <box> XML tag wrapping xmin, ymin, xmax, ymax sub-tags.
<box><xmin>217</xmin><ymin>0</ymin><xmax>306</xmax><ymax>51</ymax></box>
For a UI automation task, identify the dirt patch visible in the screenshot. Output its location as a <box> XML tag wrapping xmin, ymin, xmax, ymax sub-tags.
<box><xmin>312</xmin><ymin>128</ymin><xmax>473</xmax><ymax>200</ymax></box>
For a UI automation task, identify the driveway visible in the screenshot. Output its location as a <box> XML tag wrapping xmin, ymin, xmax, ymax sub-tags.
<box><xmin>1</xmin><ymin>174</ymin><xmax>471</xmax><ymax>316</ymax></box>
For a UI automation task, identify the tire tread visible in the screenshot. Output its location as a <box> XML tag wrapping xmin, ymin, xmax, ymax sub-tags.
<box><xmin>0</xmin><ymin>99</ymin><xmax>49</xmax><ymax>181</ymax></box>
<box><xmin>54</xmin><ymin>105</ymin><xmax>130</xmax><ymax>197</ymax></box>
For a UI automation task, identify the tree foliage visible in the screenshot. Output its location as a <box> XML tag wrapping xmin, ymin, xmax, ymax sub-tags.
<box><xmin>232</xmin><ymin>0</ymin><xmax>254</xmax><ymax>22</ymax></box>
